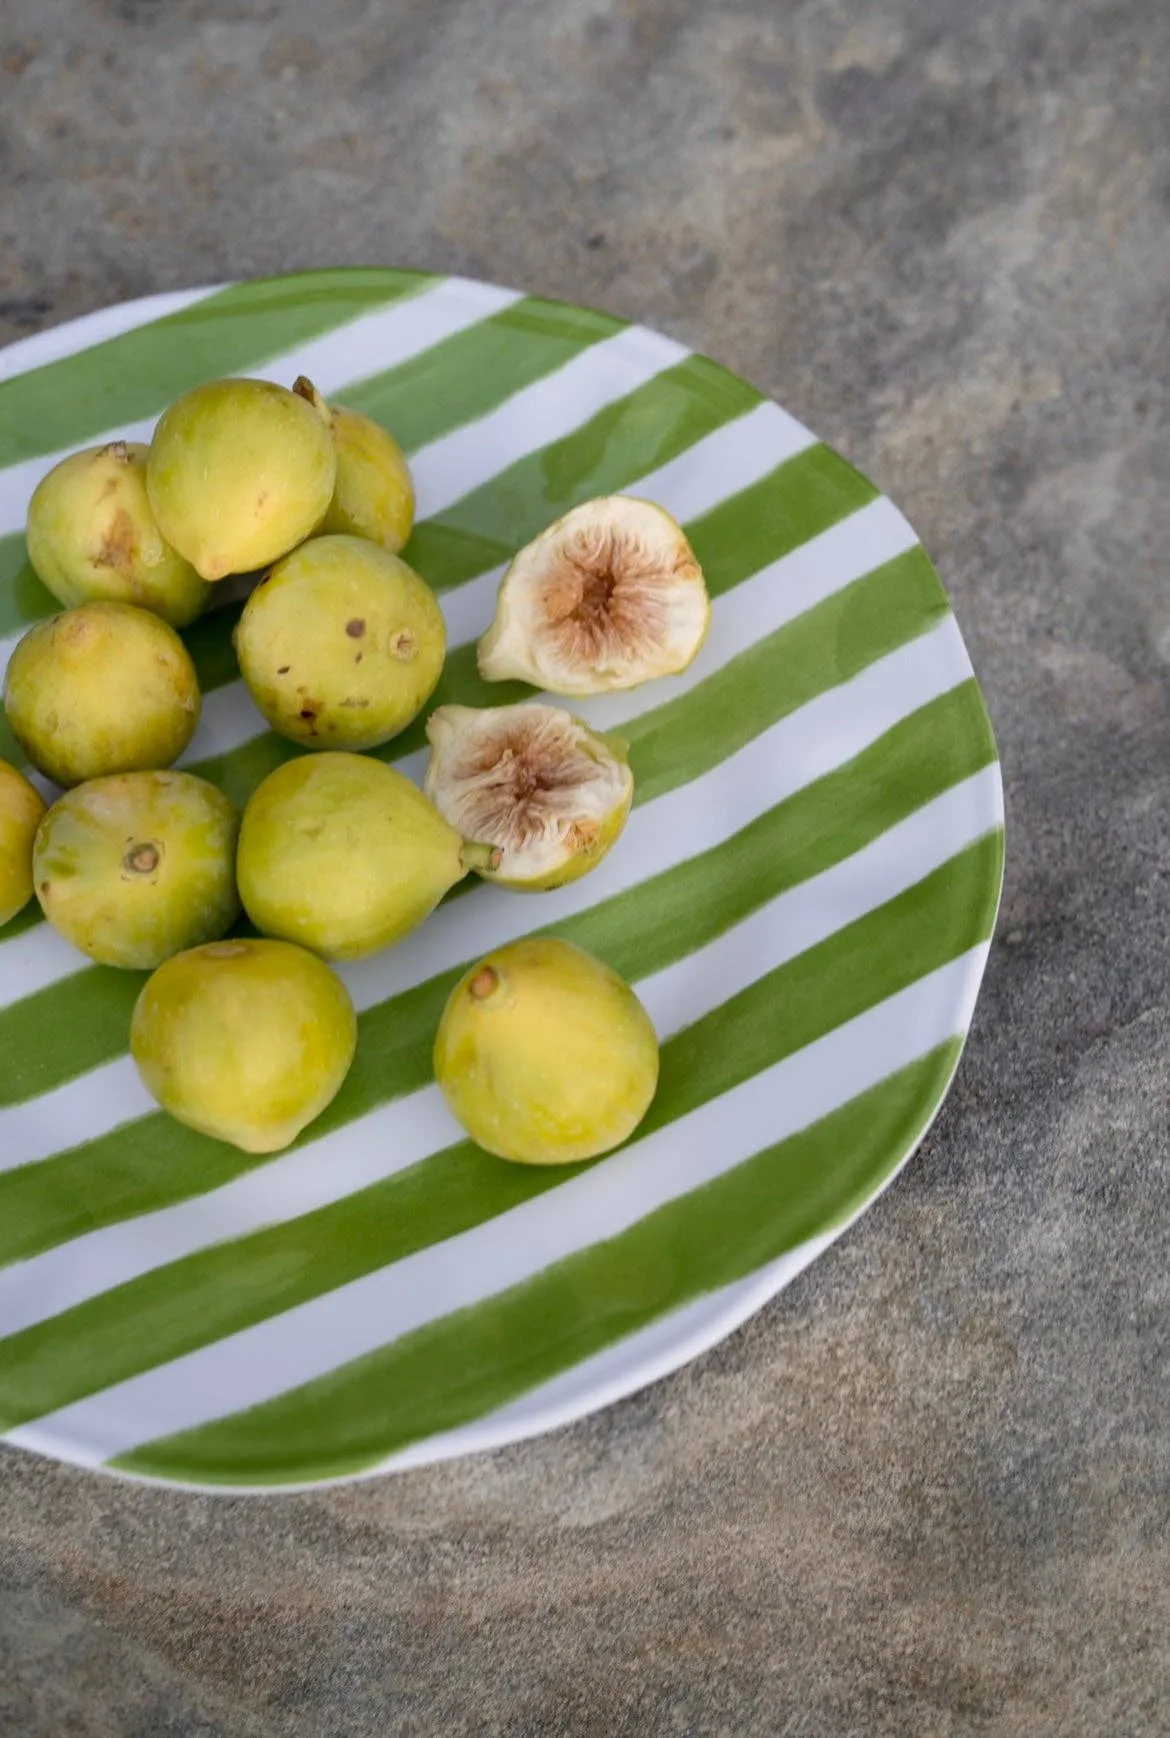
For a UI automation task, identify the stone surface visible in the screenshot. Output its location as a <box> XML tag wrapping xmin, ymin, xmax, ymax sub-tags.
<box><xmin>1</xmin><ymin>0</ymin><xmax>1167</xmax><ymax>1733</ymax></box>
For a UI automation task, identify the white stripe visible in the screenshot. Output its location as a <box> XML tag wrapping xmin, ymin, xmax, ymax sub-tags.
<box><xmin>411</xmin><ymin>322</ymin><xmax>688</xmax><ymax>520</ymax></box>
<box><xmin>0</xmin><ymin>465</ymin><xmax>889</xmax><ymax>1007</ymax></box>
<box><xmin>0</xmin><ymin>760</ymin><xmax>1000</xmax><ymax>1336</ymax></box>
<box><xmin>0</xmin><ymin>276</ymin><xmax>523</xmax><ymax>541</ymax></box>
<box><xmin>172</xmin><ymin>397</ymin><xmax>814</xmax><ymax>774</ymax></box>
<box><xmin>4</xmin><ymin>945</ymin><xmax>988</xmax><ymax>1465</ymax></box>
<box><xmin>0</xmin><ymin>287</ymin><xmax>224</xmax><ymax>385</ymax></box>
<box><xmin>0</xmin><ymin>614</ymin><xmax>973</xmax><ymax>1162</ymax></box>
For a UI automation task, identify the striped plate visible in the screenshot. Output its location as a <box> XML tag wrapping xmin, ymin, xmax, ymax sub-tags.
<box><xmin>0</xmin><ymin>270</ymin><xmax>1003</xmax><ymax>1491</ymax></box>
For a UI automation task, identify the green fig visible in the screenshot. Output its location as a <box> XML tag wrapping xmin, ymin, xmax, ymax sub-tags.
<box><xmin>131</xmin><ymin>938</ymin><xmax>357</xmax><ymax>1154</ymax></box>
<box><xmin>146</xmin><ymin>377</ymin><xmax>337</xmax><ymax>581</ymax></box>
<box><xmin>25</xmin><ymin>441</ymin><xmax>212</xmax><ymax>626</ymax></box>
<box><xmin>0</xmin><ymin>759</ymin><xmax>46</xmax><ymax>927</ymax></box>
<box><xmin>433</xmin><ymin>938</ymin><xmax>660</xmax><ymax>1165</ymax></box>
<box><xmin>2</xmin><ymin>601</ymin><xmax>200</xmax><ymax>788</ymax></box>
<box><xmin>237</xmin><ymin>751</ymin><xmax>497</xmax><ymax>961</ymax></box>
<box><xmin>34</xmin><ymin>770</ymin><xmax>240</xmax><ymax>969</ymax></box>
<box><xmin>294</xmin><ymin>376</ymin><xmax>414</xmax><ymax>553</ymax></box>
<box><xmin>424</xmin><ymin>702</ymin><xmax>633</xmax><ymax>890</ymax></box>
<box><xmin>233</xmin><ymin>534</ymin><xmax>445</xmax><ymax>750</ymax></box>
<box><xmin>478</xmin><ymin>495</ymin><xmax>710</xmax><ymax>695</ymax></box>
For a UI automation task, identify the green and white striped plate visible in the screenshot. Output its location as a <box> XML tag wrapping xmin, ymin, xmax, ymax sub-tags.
<box><xmin>0</xmin><ymin>269</ymin><xmax>1003</xmax><ymax>1491</ymax></box>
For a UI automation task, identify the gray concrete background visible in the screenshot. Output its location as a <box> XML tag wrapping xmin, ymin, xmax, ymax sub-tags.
<box><xmin>1</xmin><ymin>1</ymin><xmax>1167</xmax><ymax>1733</ymax></box>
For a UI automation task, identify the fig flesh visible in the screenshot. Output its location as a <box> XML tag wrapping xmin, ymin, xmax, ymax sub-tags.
<box><xmin>477</xmin><ymin>495</ymin><xmax>710</xmax><ymax>695</ymax></box>
<box><xmin>424</xmin><ymin>702</ymin><xmax>632</xmax><ymax>890</ymax></box>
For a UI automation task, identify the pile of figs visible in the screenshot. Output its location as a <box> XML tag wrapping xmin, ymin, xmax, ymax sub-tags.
<box><xmin>2</xmin><ymin>374</ymin><xmax>712</xmax><ymax>1161</ymax></box>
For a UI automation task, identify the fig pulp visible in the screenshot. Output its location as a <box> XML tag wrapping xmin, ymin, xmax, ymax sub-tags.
<box><xmin>424</xmin><ymin>702</ymin><xmax>632</xmax><ymax>889</ymax></box>
<box><xmin>478</xmin><ymin>495</ymin><xmax>710</xmax><ymax>695</ymax></box>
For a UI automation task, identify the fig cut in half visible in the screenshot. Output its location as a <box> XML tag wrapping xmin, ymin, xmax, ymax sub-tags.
<box><xmin>476</xmin><ymin>496</ymin><xmax>710</xmax><ymax>696</ymax></box>
<box><xmin>424</xmin><ymin>702</ymin><xmax>633</xmax><ymax>891</ymax></box>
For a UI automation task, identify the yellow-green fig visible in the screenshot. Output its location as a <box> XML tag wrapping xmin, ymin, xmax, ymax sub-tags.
<box><xmin>234</xmin><ymin>534</ymin><xmax>445</xmax><ymax>750</ymax></box>
<box><xmin>424</xmin><ymin>702</ymin><xmax>632</xmax><ymax>890</ymax></box>
<box><xmin>34</xmin><ymin>771</ymin><xmax>240</xmax><ymax>969</ymax></box>
<box><xmin>0</xmin><ymin>759</ymin><xmax>46</xmax><ymax>927</ymax></box>
<box><xmin>131</xmin><ymin>938</ymin><xmax>357</xmax><ymax>1154</ymax></box>
<box><xmin>25</xmin><ymin>441</ymin><xmax>212</xmax><ymax>626</ymax></box>
<box><xmin>433</xmin><ymin>938</ymin><xmax>660</xmax><ymax>1164</ymax></box>
<box><xmin>2</xmin><ymin>601</ymin><xmax>200</xmax><ymax>788</ymax></box>
<box><xmin>237</xmin><ymin>751</ymin><xmax>498</xmax><ymax>961</ymax></box>
<box><xmin>146</xmin><ymin>377</ymin><xmax>337</xmax><ymax>581</ymax></box>
<box><xmin>294</xmin><ymin>376</ymin><xmax>414</xmax><ymax>553</ymax></box>
<box><xmin>478</xmin><ymin>495</ymin><xmax>710</xmax><ymax>695</ymax></box>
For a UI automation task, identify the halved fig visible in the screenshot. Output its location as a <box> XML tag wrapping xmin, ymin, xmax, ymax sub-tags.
<box><xmin>476</xmin><ymin>496</ymin><xmax>710</xmax><ymax>696</ymax></box>
<box><xmin>424</xmin><ymin>702</ymin><xmax>633</xmax><ymax>890</ymax></box>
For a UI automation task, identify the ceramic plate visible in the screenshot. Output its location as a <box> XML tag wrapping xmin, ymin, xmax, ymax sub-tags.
<box><xmin>0</xmin><ymin>270</ymin><xmax>1003</xmax><ymax>1490</ymax></box>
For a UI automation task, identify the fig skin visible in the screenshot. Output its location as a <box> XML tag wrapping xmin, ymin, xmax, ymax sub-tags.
<box><xmin>146</xmin><ymin>378</ymin><xmax>337</xmax><ymax>581</ymax></box>
<box><xmin>433</xmin><ymin>938</ymin><xmax>660</xmax><ymax>1165</ymax></box>
<box><xmin>234</xmin><ymin>535</ymin><xmax>445</xmax><ymax>751</ymax></box>
<box><xmin>34</xmin><ymin>770</ymin><xmax>240</xmax><ymax>969</ymax></box>
<box><xmin>26</xmin><ymin>441</ymin><xmax>212</xmax><ymax>626</ymax></box>
<box><xmin>0</xmin><ymin>759</ymin><xmax>46</xmax><ymax>928</ymax></box>
<box><xmin>424</xmin><ymin>702</ymin><xmax>633</xmax><ymax>892</ymax></box>
<box><xmin>294</xmin><ymin>377</ymin><xmax>414</xmax><ymax>553</ymax></box>
<box><xmin>237</xmin><ymin>751</ymin><xmax>496</xmax><ymax>962</ymax></box>
<box><xmin>2</xmin><ymin>601</ymin><xmax>201</xmax><ymax>788</ymax></box>
<box><xmin>131</xmin><ymin>938</ymin><xmax>357</xmax><ymax>1154</ymax></box>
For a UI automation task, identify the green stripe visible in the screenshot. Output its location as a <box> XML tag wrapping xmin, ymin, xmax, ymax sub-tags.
<box><xmin>0</xmin><ymin>269</ymin><xmax>432</xmax><ymax>470</ymax></box>
<box><xmin>337</xmin><ymin>295</ymin><xmax>625</xmax><ymax>455</ymax></box>
<box><xmin>0</xmin><ymin>685</ymin><xmax>997</xmax><ymax>1428</ymax></box>
<box><xmin>401</xmin><ymin>354</ymin><xmax>769</xmax><ymax>595</ymax></box>
<box><xmin>115</xmin><ymin>1039</ymin><xmax>964</xmax><ymax>1484</ymax></box>
<box><xmin>0</xmin><ymin>293</ymin><xmax>626</xmax><ymax>644</ymax></box>
<box><xmin>0</xmin><ymin>534</ymin><xmax>56</xmax><ymax>641</ymax></box>
<box><xmin>0</xmin><ymin>545</ymin><xmax>947</xmax><ymax>1107</ymax></box>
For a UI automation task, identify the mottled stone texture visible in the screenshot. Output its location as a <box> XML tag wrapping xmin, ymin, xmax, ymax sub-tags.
<box><xmin>1</xmin><ymin>0</ymin><xmax>1167</xmax><ymax>1733</ymax></box>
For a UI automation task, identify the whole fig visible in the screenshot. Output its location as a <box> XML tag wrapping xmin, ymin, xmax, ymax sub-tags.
<box><xmin>433</xmin><ymin>938</ymin><xmax>660</xmax><ymax>1164</ymax></box>
<box><xmin>2</xmin><ymin>601</ymin><xmax>200</xmax><ymax>788</ymax></box>
<box><xmin>131</xmin><ymin>938</ymin><xmax>357</xmax><ymax>1153</ymax></box>
<box><xmin>34</xmin><ymin>770</ymin><xmax>240</xmax><ymax>969</ymax></box>
<box><xmin>26</xmin><ymin>441</ymin><xmax>212</xmax><ymax>626</ymax></box>
<box><xmin>146</xmin><ymin>378</ymin><xmax>336</xmax><ymax>581</ymax></box>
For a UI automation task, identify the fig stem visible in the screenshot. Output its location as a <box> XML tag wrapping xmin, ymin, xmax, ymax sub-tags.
<box><xmin>292</xmin><ymin>375</ymin><xmax>331</xmax><ymax>421</ymax></box>
<box><xmin>461</xmin><ymin>840</ymin><xmax>503</xmax><ymax>875</ymax></box>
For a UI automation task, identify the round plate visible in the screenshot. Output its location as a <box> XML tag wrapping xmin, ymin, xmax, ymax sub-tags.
<box><xmin>0</xmin><ymin>270</ymin><xmax>1003</xmax><ymax>1491</ymax></box>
